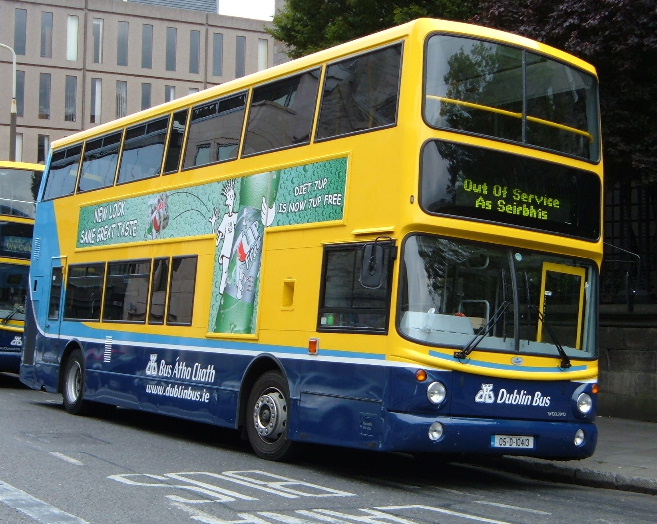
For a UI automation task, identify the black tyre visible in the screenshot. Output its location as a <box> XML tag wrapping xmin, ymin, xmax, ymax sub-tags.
<box><xmin>246</xmin><ymin>371</ymin><xmax>295</xmax><ymax>461</ymax></box>
<box><xmin>62</xmin><ymin>349</ymin><xmax>90</xmax><ymax>415</ymax></box>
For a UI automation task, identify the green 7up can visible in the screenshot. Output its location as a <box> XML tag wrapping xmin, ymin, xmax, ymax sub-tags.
<box><xmin>214</xmin><ymin>170</ymin><xmax>280</xmax><ymax>333</ymax></box>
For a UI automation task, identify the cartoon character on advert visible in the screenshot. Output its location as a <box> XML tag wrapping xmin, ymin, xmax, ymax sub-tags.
<box><xmin>146</xmin><ymin>193</ymin><xmax>169</xmax><ymax>239</ymax></box>
<box><xmin>210</xmin><ymin>180</ymin><xmax>237</xmax><ymax>294</ymax></box>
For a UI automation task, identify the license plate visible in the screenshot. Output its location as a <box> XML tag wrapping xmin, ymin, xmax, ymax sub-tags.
<box><xmin>491</xmin><ymin>435</ymin><xmax>535</xmax><ymax>449</ymax></box>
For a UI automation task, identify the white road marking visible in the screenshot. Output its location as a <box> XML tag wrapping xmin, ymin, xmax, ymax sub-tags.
<box><xmin>475</xmin><ymin>500</ymin><xmax>552</xmax><ymax>515</ymax></box>
<box><xmin>50</xmin><ymin>452</ymin><xmax>85</xmax><ymax>466</ymax></box>
<box><xmin>0</xmin><ymin>479</ymin><xmax>91</xmax><ymax>524</ymax></box>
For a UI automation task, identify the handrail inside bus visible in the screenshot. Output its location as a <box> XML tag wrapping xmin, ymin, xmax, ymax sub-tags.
<box><xmin>426</xmin><ymin>95</ymin><xmax>594</xmax><ymax>144</ymax></box>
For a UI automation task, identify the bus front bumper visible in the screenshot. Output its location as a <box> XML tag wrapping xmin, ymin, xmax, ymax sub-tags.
<box><xmin>382</xmin><ymin>412</ymin><xmax>597</xmax><ymax>460</ymax></box>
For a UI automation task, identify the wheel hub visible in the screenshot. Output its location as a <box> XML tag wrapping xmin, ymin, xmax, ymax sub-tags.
<box><xmin>253</xmin><ymin>389</ymin><xmax>287</xmax><ymax>440</ymax></box>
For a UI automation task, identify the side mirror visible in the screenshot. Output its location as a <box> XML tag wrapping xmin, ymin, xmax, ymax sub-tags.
<box><xmin>361</xmin><ymin>243</ymin><xmax>385</xmax><ymax>289</ymax></box>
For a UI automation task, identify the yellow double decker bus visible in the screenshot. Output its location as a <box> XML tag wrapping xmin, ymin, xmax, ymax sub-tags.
<box><xmin>0</xmin><ymin>161</ymin><xmax>43</xmax><ymax>373</ymax></box>
<box><xmin>20</xmin><ymin>19</ymin><xmax>602</xmax><ymax>461</ymax></box>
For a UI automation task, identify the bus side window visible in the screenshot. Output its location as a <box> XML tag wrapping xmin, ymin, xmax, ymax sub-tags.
<box><xmin>166</xmin><ymin>256</ymin><xmax>197</xmax><ymax>325</ymax></box>
<box><xmin>183</xmin><ymin>93</ymin><xmax>246</xmax><ymax>170</ymax></box>
<box><xmin>42</xmin><ymin>144</ymin><xmax>82</xmax><ymax>201</ymax></box>
<box><xmin>317</xmin><ymin>242</ymin><xmax>394</xmax><ymax>334</ymax></box>
<box><xmin>242</xmin><ymin>68</ymin><xmax>320</xmax><ymax>156</ymax></box>
<box><xmin>78</xmin><ymin>132</ymin><xmax>122</xmax><ymax>193</ymax></box>
<box><xmin>48</xmin><ymin>267</ymin><xmax>63</xmax><ymax>320</ymax></box>
<box><xmin>64</xmin><ymin>263</ymin><xmax>105</xmax><ymax>321</ymax></box>
<box><xmin>103</xmin><ymin>260</ymin><xmax>151</xmax><ymax>323</ymax></box>
<box><xmin>316</xmin><ymin>43</ymin><xmax>402</xmax><ymax>140</ymax></box>
<box><xmin>117</xmin><ymin>116</ymin><xmax>169</xmax><ymax>184</ymax></box>
<box><xmin>148</xmin><ymin>258</ymin><xmax>169</xmax><ymax>325</ymax></box>
<box><xmin>163</xmin><ymin>109</ymin><xmax>189</xmax><ymax>174</ymax></box>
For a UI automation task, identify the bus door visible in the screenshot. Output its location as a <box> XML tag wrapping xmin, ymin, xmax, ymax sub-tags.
<box><xmin>45</xmin><ymin>257</ymin><xmax>66</xmax><ymax>360</ymax></box>
<box><xmin>537</xmin><ymin>262</ymin><xmax>586</xmax><ymax>349</ymax></box>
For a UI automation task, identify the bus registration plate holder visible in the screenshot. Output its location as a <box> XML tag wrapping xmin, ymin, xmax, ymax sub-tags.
<box><xmin>491</xmin><ymin>435</ymin><xmax>534</xmax><ymax>449</ymax></box>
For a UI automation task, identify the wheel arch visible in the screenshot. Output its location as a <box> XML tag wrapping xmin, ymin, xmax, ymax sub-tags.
<box><xmin>238</xmin><ymin>354</ymin><xmax>289</xmax><ymax>429</ymax></box>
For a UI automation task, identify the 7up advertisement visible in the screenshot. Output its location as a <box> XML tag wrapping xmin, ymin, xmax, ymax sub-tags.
<box><xmin>76</xmin><ymin>157</ymin><xmax>348</xmax><ymax>334</ymax></box>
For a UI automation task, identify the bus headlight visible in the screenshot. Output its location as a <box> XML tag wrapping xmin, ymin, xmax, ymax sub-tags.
<box><xmin>574</xmin><ymin>429</ymin><xmax>585</xmax><ymax>446</ymax></box>
<box><xmin>576</xmin><ymin>393</ymin><xmax>593</xmax><ymax>415</ymax></box>
<box><xmin>427</xmin><ymin>381</ymin><xmax>447</xmax><ymax>405</ymax></box>
<box><xmin>428</xmin><ymin>422</ymin><xmax>444</xmax><ymax>441</ymax></box>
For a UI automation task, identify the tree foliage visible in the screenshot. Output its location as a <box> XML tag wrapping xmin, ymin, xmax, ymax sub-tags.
<box><xmin>271</xmin><ymin>0</ymin><xmax>657</xmax><ymax>188</ymax></box>
<box><xmin>475</xmin><ymin>0</ymin><xmax>657</xmax><ymax>187</ymax></box>
<box><xmin>269</xmin><ymin>0</ymin><xmax>481</xmax><ymax>58</ymax></box>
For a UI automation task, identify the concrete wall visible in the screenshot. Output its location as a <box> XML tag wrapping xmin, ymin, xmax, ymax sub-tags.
<box><xmin>599</xmin><ymin>326</ymin><xmax>657</xmax><ymax>422</ymax></box>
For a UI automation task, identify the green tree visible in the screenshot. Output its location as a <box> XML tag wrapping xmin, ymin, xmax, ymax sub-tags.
<box><xmin>269</xmin><ymin>0</ymin><xmax>481</xmax><ymax>58</ymax></box>
<box><xmin>475</xmin><ymin>0</ymin><xmax>657</xmax><ymax>189</ymax></box>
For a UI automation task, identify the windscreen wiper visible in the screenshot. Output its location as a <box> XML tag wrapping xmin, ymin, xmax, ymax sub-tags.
<box><xmin>454</xmin><ymin>300</ymin><xmax>511</xmax><ymax>360</ymax></box>
<box><xmin>1</xmin><ymin>305</ymin><xmax>23</xmax><ymax>324</ymax></box>
<box><xmin>529</xmin><ymin>305</ymin><xmax>572</xmax><ymax>369</ymax></box>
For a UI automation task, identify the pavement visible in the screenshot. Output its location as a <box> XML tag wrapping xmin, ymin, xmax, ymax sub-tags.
<box><xmin>478</xmin><ymin>416</ymin><xmax>657</xmax><ymax>495</ymax></box>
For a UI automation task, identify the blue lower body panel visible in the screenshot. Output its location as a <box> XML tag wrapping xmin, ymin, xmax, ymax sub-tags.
<box><xmin>382</xmin><ymin>412</ymin><xmax>597</xmax><ymax>458</ymax></box>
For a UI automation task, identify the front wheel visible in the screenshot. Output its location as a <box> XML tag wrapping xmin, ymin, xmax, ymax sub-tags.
<box><xmin>62</xmin><ymin>349</ymin><xmax>90</xmax><ymax>415</ymax></box>
<box><xmin>246</xmin><ymin>371</ymin><xmax>295</xmax><ymax>461</ymax></box>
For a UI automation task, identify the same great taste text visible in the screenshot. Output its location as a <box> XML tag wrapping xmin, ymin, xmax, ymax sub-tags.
<box><xmin>462</xmin><ymin>179</ymin><xmax>560</xmax><ymax>220</ymax></box>
<box><xmin>79</xmin><ymin>200</ymin><xmax>136</xmax><ymax>245</ymax></box>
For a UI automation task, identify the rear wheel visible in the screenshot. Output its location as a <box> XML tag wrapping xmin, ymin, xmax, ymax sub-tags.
<box><xmin>246</xmin><ymin>371</ymin><xmax>295</xmax><ymax>461</ymax></box>
<box><xmin>62</xmin><ymin>349</ymin><xmax>90</xmax><ymax>415</ymax></box>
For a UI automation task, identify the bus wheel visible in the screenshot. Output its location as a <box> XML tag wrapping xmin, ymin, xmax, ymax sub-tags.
<box><xmin>246</xmin><ymin>371</ymin><xmax>294</xmax><ymax>461</ymax></box>
<box><xmin>62</xmin><ymin>349</ymin><xmax>89</xmax><ymax>415</ymax></box>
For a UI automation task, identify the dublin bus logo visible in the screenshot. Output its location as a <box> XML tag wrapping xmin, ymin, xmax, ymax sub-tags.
<box><xmin>475</xmin><ymin>384</ymin><xmax>495</xmax><ymax>403</ymax></box>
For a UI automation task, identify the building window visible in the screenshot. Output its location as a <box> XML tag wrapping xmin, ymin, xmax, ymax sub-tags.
<box><xmin>212</xmin><ymin>33</ymin><xmax>223</xmax><ymax>76</ymax></box>
<box><xmin>236</xmin><ymin>36</ymin><xmax>246</xmax><ymax>78</ymax></box>
<box><xmin>117</xmin><ymin>21</ymin><xmax>129</xmax><ymax>66</ymax></box>
<box><xmin>165</xmin><ymin>85</ymin><xmax>175</xmax><ymax>102</ymax></box>
<box><xmin>116</xmin><ymin>80</ymin><xmax>127</xmax><ymax>119</ymax></box>
<box><xmin>16</xmin><ymin>70</ymin><xmax>25</xmax><ymax>118</ymax></box>
<box><xmin>166</xmin><ymin>27</ymin><xmax>177</xmax><ymax>72</ymax></box>
<box><xmin>67</xmin><ymin>16</ymin><xmax>79</xmax><ymax>61</ymax></box>
<box><xmin>91</xmin><ymin>78</ymin><xmax>102</xmax><ymax>124</ymax></box>
<box><xmin>141</xmin><ymin>24</ymin><xmax>153</xmax><ymax>69</ymax></box>
<box><xmin>189</xmin><ymin>87</ymin><xmax>199</xmax><ymax>95</ymax></box>
<box><xmin>141</xmin><ymin>83</ymin><xmax>152</xmax><ymax>110</ymax></box>
<box><xmin>14</xmin><ymin>9</ymin><xmax>27</xmax><ymax>55</ymax></box>
<box><xmin>257</xmin><ymin>39</ymin><xmax>268</xmax><ymax>71</ymax></box>
<box><xmin>93</xmin><ymin>19</ymin><xmax>104</xmax><ymax>64</ymax></box>
<box><xmin>39</xmin><ymin>73</ymin><xmax>51</xmax><ymax>120</ymax></box>
<box><xmin>37</xmin><ymin>135</ymin><xmax>50</xmax><ymax>163</ymax></box>
<box><xmin>15</xmin><ymin>134</ymin><xmax>23</xmax><ymax>162</ymax></box>
<box><xmin>41</xmin><ymin>12</ymin><xmax>53</xmax><ymax>58</ymax></box>
<box><xmin>189</xmin><ymin>30</ymin><xmax>200</xmax><ymax>74</ymax></box>
<box><xmin>65</xmin><ymin>76</ymin><xmax>77</xmax><ymax>122</ymax></box>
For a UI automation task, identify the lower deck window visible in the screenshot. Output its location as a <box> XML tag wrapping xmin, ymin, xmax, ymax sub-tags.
<box><xmin>317</xmin><ymin>242</ymin><xmax>393</xmax><ymax>334</ymax></box>
<box><xmin>59</xmin><ymin>255</ymin><xmax>197</xmax><ymax>326</ymax></box>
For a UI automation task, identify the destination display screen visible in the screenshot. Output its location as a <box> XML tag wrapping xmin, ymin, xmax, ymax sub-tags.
<box><xmin>420</xmin><ymin>140</ymin><xmax>601</xmax><ymax>240</ymax></box>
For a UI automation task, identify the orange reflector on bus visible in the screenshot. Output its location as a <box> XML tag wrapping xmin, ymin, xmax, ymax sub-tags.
<box><xmin>308</xmin><ymin>338</ymin><xmax>319</xmax><ymax>355</ymax></box>
<box><xmin>592</xmin><ymin>383</ymin><xmax>600</xmax><ymax>395</ymax></box>
<box><xmin>415</xmin><ymin>369</ymin><xmax>427</xmax><ymax>382</ymax></box>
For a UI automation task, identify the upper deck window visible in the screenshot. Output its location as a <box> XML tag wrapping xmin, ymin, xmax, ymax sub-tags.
<box><xmin>243</xmin><ymin>69</ymin><xmax>320</xmax><ymax>156</ymax></box>
<box><xmin>424</xmin><ymin>34</ymin><xmax>600</xmax><ymax>162</ymax></box>
<box><xmin>78</xmin><ymin>132</ymin><xmax>122</xmax><ymax>193</ymax></box>
<box><xmin>117</xmin><ymin>116</ymin><xmax>169</xmax><ymax>184</ymax></box>
<box><xmin>316</xmin><ymin>44</ymin><xmax>402</xmax><ymax>140</ymax></box>
<box><xmin>42</xmin><ymin>145</ymin><xmax>82</xmax><ymax>201</ymax></box>
<box><xmin>183</xmin><ymin>93</ymin><xmax>246</xmax><ymax>169</ymax></box>
<box><xmin>0</xmin><ymin>167</ymin><xmax>42</xmax><ymax>219</ymax></box>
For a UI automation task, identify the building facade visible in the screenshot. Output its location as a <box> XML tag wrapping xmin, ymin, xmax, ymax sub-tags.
<box><xmin>0</xmin><ymin>0</ymin><xmax>276</xmax><ymax>163</ymax></box>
